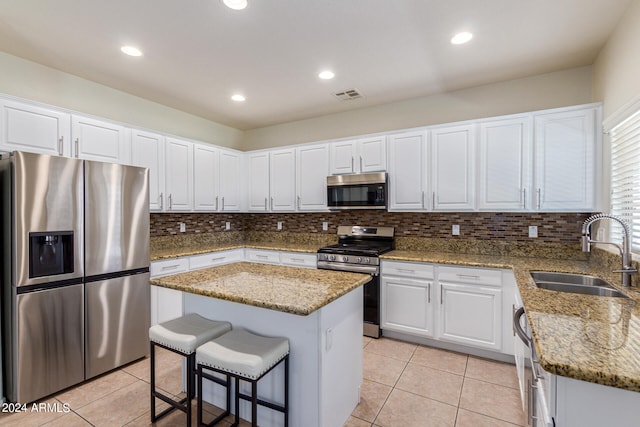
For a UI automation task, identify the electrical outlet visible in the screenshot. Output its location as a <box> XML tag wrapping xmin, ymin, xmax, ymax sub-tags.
<box><xmin>452</xmin><ymin>224</ymin><xmax>460</xmax><ymax>236</ymax></box>
<box><xmin>322</xmin><ymin>221</ymin><xmax>328</xmax><ymax>231</ymax></box>
<box><xmin>528</xmin><ymin>225</ymin><xmax>538</xmax><ymax>238</ymax></box>
<box><xmin>277</xmin><ymin>221</ymin><xmax>283</xmax><ymax>230</ymax></box>
<box><xmin>225</xmin><ymin>221</ymin><xmax>231</xmax><ymax>231</ymax></box>
<box><xmin>179</xmin><ymin>222</ymin><xmax>186</xmax><ymax>233</ymax></box>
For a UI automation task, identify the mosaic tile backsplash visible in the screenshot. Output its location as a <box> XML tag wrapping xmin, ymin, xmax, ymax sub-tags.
<box><xmin>151</xmin><ymin>211</ymin><xmax>592</xmax><ymax>244</ymax></box>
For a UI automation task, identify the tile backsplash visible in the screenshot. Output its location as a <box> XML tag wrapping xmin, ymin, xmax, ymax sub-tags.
<box><xmin>151</xmin><ymin>211</ymin><xmax>592</xmax><ymax>245</ymax></box>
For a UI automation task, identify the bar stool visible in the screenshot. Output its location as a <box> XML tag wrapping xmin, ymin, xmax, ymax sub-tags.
<box><xmin>149</xmin><ymin>313</ymin><xmax>232</xmax><ymax>426</ymax></box>
<box><xmin>196</xmin><ymin>328</ymin><xmax>290</xmax><ymax>427</ymax></box>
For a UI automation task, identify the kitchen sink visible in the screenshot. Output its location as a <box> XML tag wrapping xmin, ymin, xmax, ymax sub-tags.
<box><xmin>530</xmin><ymin>271</ymin><xmax>630</xmax><ymax>298</ymax></box>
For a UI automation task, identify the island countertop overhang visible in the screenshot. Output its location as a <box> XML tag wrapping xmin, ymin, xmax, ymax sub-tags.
<box><xmin>150</xmin><ymin>261</ymin><xmax>371</xmax><ymax>316</ymax></box>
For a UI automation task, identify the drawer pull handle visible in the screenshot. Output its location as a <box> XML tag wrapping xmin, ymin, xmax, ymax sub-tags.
<box><xmin>456</xmin><ymin>274</ymin><xmax>480</xmax><ymax>280</ymax></box>
<box><xmin>210</xmin><ymin>256</ymin><xmax>225</xmax><ymax>262</ymax></box>
<box><xmin>161</xmin><ymin>264</ymin><xmax>179</xmax><ymax>271</ymax></box>
<box><xmin>397</xmin><ymin>268</ymin><xmax>415</xmax><ymax>273</ymax></box>
<box><xmin>255</xmin><ymin>254</ymin><xmax>268</xmax><ymax>259</ymax></box>
<box><xmin>290</xmin><ymin>258</ymin><xmax>305</xmax><ymax>262</ymax></box>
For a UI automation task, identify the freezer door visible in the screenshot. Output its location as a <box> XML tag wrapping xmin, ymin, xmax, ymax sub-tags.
<box><xmin>85</xmin><ymin>272</ymin><xmax>150</xmax><ymax>379</ymax></box>
<box><xmin>13</xmin><ymin>151</ymin><xmax>84</xmax><ymax>287</ymax></box>
<box><xmin>84</xmin><ymin>160</ymin><xmax>149</xmax><ymax>276</ymax></box>
<box><xmin>13</xmin><ymin>284</ymin><xmax>84</xmax><ymax>403</ymax></box>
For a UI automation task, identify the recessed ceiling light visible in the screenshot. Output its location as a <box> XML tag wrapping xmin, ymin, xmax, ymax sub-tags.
<box><xmin>451</xmin><ymin>32</ymin><xmax>473</xmax><ymax>45</ymax></box>
<box><xmin>231</xmin><ymin>94</ymin><xmax>246</xmax><ymax>102</ymax></box>
<box><xmin>120</xmin><ymin>45</ymin><xmax>143</xmax><ymax>57</ymax></box>
<box><xmin>318</xmin><ymin>70</ymin><xmax>335</xmax><ymax>80</ymax></box>
<box><xmin>223</xmin><ymin>0</ymin><xmax>247</xmax><ymax>10</ymax></box>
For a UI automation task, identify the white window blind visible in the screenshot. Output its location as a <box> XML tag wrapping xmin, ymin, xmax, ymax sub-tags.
<box><xmin>610</xmin><ymin>108</ymin><xmax>640</xmax><ymax>253</ymax></box>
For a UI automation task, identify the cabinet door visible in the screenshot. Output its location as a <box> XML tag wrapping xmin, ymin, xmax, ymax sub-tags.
<box><xmin>330</xmin><ymin>140</ymin><xmax>357</xmax><ymax>174</ymax></box>
<box><xmin>71</xmin><ymin>115</ymin><xmax>130</xmax><ymax>163</ymax></box>
<box><xmin>388</xmin><ymin>131</ymin><xmax>427</xmax><ymax>210</ymax></box>
<box><xmin>438</xmin><ymin>282</ymin><xmax>502</xmax><ymax>351</ymax></box>
<box><xmin>381</xmin><ymin>276</ymin><xmax>434</xmax><ymax>337</ymax></box>
<box><xmin>297</xmin><ymin>144</ymin><xmax>329</xmax><ymax>211</ymax></box>
<box><xmin>0</xmin><ymin>100</ymin><xmax>71</xmax><ymax>157</ymax></box>
<box><xmin>164</xmin><ymin>137</ymin><xmax>193</xmax><ymax>211</ymax></box>
<box><xmin>431</xmin><ymin>124</ymin><xmax>475</xmax><ymax>210</ymax></box>
<box><xmin>131</xmin><ymin>129</ymin><xmax>165</xmax><ymax>211</ymax></box>
<box><xmin>359</xmin><ymin>136</ymin><xmax>386</xmax><ymax>172</ymax></box>
<box><xmin>248</xmin><ymin>152</ymin><xmax>270</xmax><ymax>211</ymax></box>
<box><xmin>193</xmin><ymin>144</ymin><xmax>219</xmax><ymax>211</ymax></box>
<box><xmin>218</xmin><ymin>149</ymin><xmax>241</xmax><ymax>211</ymax></box>
<box><xmin>478</xmin><ymin>118</ymin><xmax>531</xmax><ymax>211</ymax></box>
<box><xmin>270</xmin><ymin>148</ymin><xmax>296</xmax><ymax>211</ymax></box>
<box><xmin>534</xmin><ymin>108</ymin><xmax>596</xmax><ymax>211</ymax></box>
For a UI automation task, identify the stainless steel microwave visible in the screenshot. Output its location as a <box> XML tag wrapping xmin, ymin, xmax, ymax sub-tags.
<box><xmin>327</xmin><ymin>172</ymin><xmax>387</xmax><ymax>210</ymax></box>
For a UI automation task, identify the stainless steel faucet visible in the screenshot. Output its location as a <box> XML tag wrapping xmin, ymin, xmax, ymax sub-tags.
<box><xmin>581</xmin><ymin>213</ymin><xmax>637</xmax><ymax>286</ymax></box>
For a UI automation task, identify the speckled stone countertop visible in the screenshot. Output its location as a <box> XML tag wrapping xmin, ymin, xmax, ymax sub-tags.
<box><xmin>382</xmin><ymin>249</ymin><xmax>640</xmax><ymax>392</ymax></box>
<box><xmin>150</xmin><ymin>241</ymin><xmax>321</xmax><ymax>261</ymax></box>
<box><xmin>150</xmin><ymin>261</ymin><xmax>371</xmax><ymax>316</ymax></box>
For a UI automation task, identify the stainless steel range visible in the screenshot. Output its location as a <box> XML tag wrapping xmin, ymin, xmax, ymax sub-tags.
<box><xmin>317</xmin><ymin>226</ymin><xmax>394</xmax><ymax>338</ymax></box>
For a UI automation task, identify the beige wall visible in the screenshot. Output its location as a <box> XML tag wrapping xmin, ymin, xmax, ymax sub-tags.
<box><xmin>241</xmin><ymin>66</ymin><xmax>593</xmax><ymax>150</ymax></box>
<box><xmin>0</xmin><ymin>52</ymin><xmax>244</xmax><ymax>149</ymax></box>
<box><xmin>593</xmin><ymin>0</ymin><xmax>640</xmax><ymax>120</ymax></box>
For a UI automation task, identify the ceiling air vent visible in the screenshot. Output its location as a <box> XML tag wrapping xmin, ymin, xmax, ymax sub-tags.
<box><xmin>333</xmin><ymin>89</ymin><xmax>363</xmax><ymax>101</ymax></box>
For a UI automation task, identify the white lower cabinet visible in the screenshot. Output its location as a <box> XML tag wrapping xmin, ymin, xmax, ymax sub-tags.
<box><xmin>437</xmin><ymin>266</ymin><xmax>502</xmax><ymax>351</ymax></box>
<box><xmin>381</xmin><ymin>261</ymin><xmax>435</xmax><ymax>337</ymax></box>
<box><xmin>382</xmin><ymin>260</ymin><xmax>509</xmax><ymax>354</ymax></box>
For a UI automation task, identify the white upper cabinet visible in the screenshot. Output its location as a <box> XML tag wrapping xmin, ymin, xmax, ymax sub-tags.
<box><xmin>218</xmin><ymin>149</ymin><xmax>241</xmax><ymax>212</ymax></box>
<box><xmin>164</xmin><ymin>137</ymin><xmax>193</xmax><ymax>211</ymax></box>
<box><xmin>247</xmin><ymin>152</ymin><xmax>270</xmax><ymax>211</ymax></box>
<box><xmin>431</xmin><ymin>124</ymin><xmax>475</xmax><ymax>211</ymax></box>
<box><xmin>329</xmin><ymin>135</ymin><xmax>386</xmax><ymax>174</ymax></box>
<box><xmin>71</xmin><ymin>115</ymin><xmax>130</xmax><ymax>164</ymax></box>
<box><xmin>0</xmin><ymin>99</ymin><xmax>71</xmax><ymax>157</ymax></box>
<box><xmin>247</xmin><ymin>149</ymin><xmax>296</xmax><ymax>212</ymax></box>
<box><xmin>388</xmin><ymin>131</ymin><xmax>428</xmax><ymax>211</ymax></box>
<box><xmin>270</xmin><ymin>148</ymin><xmax>296</xmax><ymax>211</ymax></box>
<box><xmin>193</xmin><ymin>143</ymin><xmax>219</xmax><ymax>212</ymax></box>
<box><xmin>478</xmin><ymin>117</ymin><xmax>531</xmax><ymax>211</ymax></box>
<box><xmin>296</xmin><ymin>144</ymin><xmax>329</xmax><ymax>211</ymax></box>
<box><xmin>533</xmin><ymin>107</ymin><xmax>597</xmax><ymax>211</ymax></box>
<box><xmin>131</xmin><ymin>129</ymin><xmax>165</xmax><ymax>211</ymax></box>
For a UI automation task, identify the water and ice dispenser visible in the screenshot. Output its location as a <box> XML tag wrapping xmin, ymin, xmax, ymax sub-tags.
<box><xmin>28</xmin><ymin>231</ymin><xmax>74</xmax><ymax>278</ymax></box>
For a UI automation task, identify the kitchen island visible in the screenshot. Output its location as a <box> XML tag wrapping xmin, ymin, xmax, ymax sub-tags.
<box><xmin>150</xmin><ymin>262</ymin><xmax>371</xmax><ymax>427</ymax></box>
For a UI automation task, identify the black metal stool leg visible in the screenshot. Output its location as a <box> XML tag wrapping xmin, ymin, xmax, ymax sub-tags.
<box><xmin>251</xmin><ymin>380</ymin><xmax>258</xmax><ymax>427</ymax></box>
<box><xmin>234</xmin><ymin>376</ymin><xmax>241</xmax><ymax>427</ymax></box>
<box><xmin>284</xmin><ymin>355</ymin><xmax>289</xmax><ymax>427</ymax></box>
<box><xmin>150</xmin><ymin>341</ymin><xmax>156</xmax><ymax>422</ymax></box>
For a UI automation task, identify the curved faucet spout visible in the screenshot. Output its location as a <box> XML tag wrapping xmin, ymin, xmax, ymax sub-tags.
<box><xmin>581</xmin><ymin>213</ymin><xmax>636</xmax><ymax>286</ymax></box>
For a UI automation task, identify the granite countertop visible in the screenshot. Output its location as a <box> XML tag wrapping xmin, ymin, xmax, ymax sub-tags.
<box><xmin>150</xmin><ymin>241</ymin><xmax>320</xmax><ymax>261</ymax></box>
<box><xmin>382</xmin><ymin>249</ymin><xmax>640</xmax><ymax>392</ymax></box>
<box><xmin>150</xmin><ymin>261</ymin><xmax>371</xmax><ymax>316</ymax></box>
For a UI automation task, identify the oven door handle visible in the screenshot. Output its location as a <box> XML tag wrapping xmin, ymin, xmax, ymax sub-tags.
<box><xmin>317</xmin><ymin>262</ymin><xmax>378</xmax><ymax>275</ymax></box>
<box><xmin>513</xmin><ymin>306</ymin><xmax>532</xmax><ymax>347</ymax></box>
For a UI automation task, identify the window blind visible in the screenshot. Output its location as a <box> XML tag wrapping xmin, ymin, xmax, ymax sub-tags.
<box><xmin>610</xmin><ymin>108</ymin><xmax>640</xmax><ymax>253</ymax></box>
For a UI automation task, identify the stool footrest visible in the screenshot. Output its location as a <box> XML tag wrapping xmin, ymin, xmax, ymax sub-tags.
<box><xmin>237</xmin><ymin>392</ymin><xmax>286</xmax><ymax>413</ymax></box>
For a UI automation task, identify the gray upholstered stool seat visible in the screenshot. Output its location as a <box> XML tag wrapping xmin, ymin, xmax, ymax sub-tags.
<box><xmin>196</xmin><ymin>328</ymin><xmax>290</xmax><ymax>427</ymax></box>
<box><xmin>149</xmin><ymin>313</ymin><xmax>231</xmax><ymax>426</ymax></box>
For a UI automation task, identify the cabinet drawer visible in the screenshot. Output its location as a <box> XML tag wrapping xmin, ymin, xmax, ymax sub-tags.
<box><xmin>438</xmin><ymin>266</ymin><xmax>502</xmax><ymax>286</ymax></box>
<box><xmin>150</xmin><ymin>258</ymin><xmax>189</xmax><ymax>278</ymax></box>
<box><xmin>189</xmin><ymin>249</ymin><xmax>244</xmax><ymax>270</ymax></box>
<box><xmin>246</xmin><ymin>249</ymin><xmax>281</xmax><ymax>264</ymax></box>
<box><xmin>382</xmin><ymin>261</ymin><xmax>435</xmax><ymax>279</ymax></box>
<box><xmin>280</xmin><ymin>252</ymin><xmax>316</xmax><ymax>269</ymax></box>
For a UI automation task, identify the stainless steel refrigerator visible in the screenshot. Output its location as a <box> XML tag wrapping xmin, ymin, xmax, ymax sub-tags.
<box><xmin>1</xmin><ymin>151</ymin><xmax>150</xmax><ymax>403</ymax></box>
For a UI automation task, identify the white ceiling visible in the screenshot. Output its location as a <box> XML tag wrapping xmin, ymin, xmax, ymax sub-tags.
<box><xmin>0</xmin><ymin>0</ymin><xmax>632</xmax><ymax>130</ymax></box>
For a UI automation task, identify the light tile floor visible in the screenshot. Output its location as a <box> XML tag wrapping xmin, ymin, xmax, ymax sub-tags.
<box><xmin>0</xmin><ymin>337</ymin><xmax>525</xmax><ymax>426</ymax></box>
<box><xmin>347</xmin><ymin>337</ymin><xmax>526</xmax><ymax>427</ymax></box>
